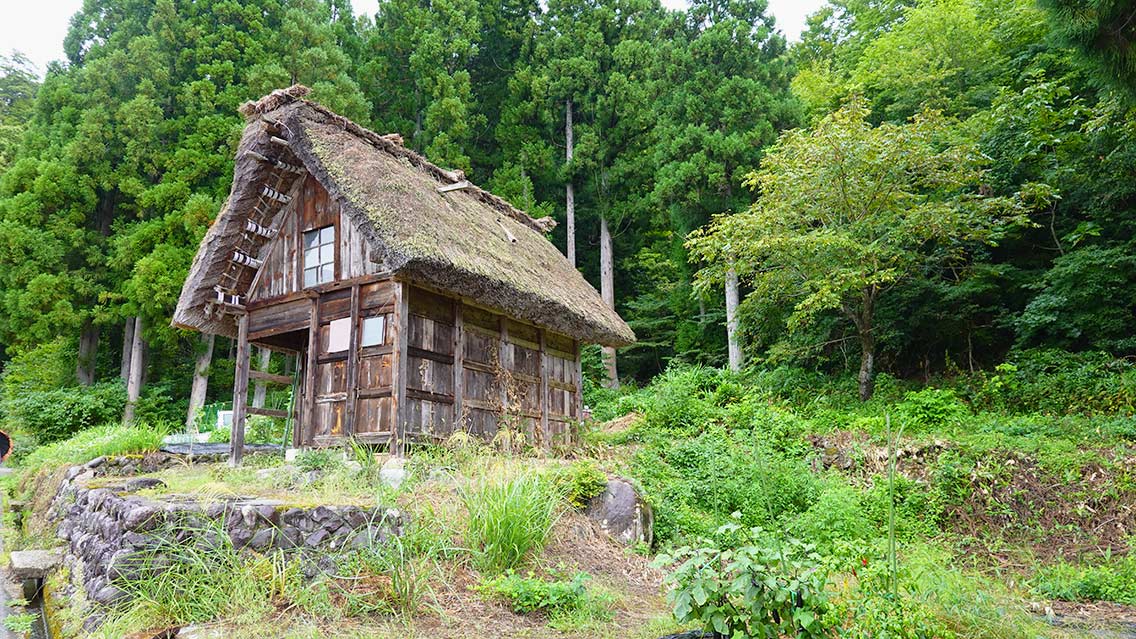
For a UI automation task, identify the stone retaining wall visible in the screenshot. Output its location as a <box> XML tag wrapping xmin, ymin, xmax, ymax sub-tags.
<box><xmin>50</xmin><ymin>454</ymin><xmax>405</xmax><ymax>608</ymax></box>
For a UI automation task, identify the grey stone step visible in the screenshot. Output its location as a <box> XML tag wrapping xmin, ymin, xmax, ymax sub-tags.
<box><xmin>8</xmin><ymin>550</ymin><xmax>62</xmax><ymax>581</ymax></box>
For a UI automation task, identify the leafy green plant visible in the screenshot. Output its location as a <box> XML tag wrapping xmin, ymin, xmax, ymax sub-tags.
<box><xmin>295</xmin><ymin>448</ymin><xmax>341</xmax><ymax>473</ymax></box>
<box><xmin>478</xmin><ymin>570</ymin><xmax>589</xmax><ymax>615</ymax></box>
<box><xmin>546</xmin><ymin>460</ymin><xmax>608</xmax><ymax>508</ymax></box>
<box><xmin>656</xmin><ymin>525</ymin><xmax>830</xmax><ymax>638</ymax></box>
<box><xmin>17</xmin><ymin>422</ymin><xmax>163</xmax><ymax>475</ymax></box>
<box><xmin>1033</xmin><ymin>552</ymin><xmax>1136</xmax><ymax>605</ymax></box>
<box><xmin>3</xmin><ymin>381</ymin><xmax>127</xmax><ymax>443</ymax></box>
<box><xmin>896</xmin><ymin>388</ymin><xmax>967</xmax><ymax>430</ymax></box>
<box><xmin>3</xmin><ymin>611</ymin><xmax>36</xmax><ymax>633</ymax></box>
<box><xmin>459</xmin><ymin>468</ymin><xmax>561</xmax><ymax>573</ymax></box>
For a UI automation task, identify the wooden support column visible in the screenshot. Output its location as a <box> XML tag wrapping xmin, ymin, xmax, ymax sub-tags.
<box><xmin>574</xmin><ymin>340</ymin><xmax>584</xmax><ymax>439</ymax></box>
<box><xmin>344</xmin><ymin>284</ymin><xmax>361</xmax><ymax>437</ymax></box>
<box><xmin>453</xmin><ymin>302</ymin><xmax>465</xmax><ymax>433</ymax></box>
<box><xmin>229</xmin><ymin>313</ymin><xmax>250</xmax><ymax>467</ymax></box>
<box><xmin>303</xmin><ymin>295</ymin><xmax>320</xmax><ymax>447</ymax></box>
<box><xmin>391</xmin><ymin>282</ymin><xmax>409</xmax><ymax>455</ymax></box>
<box><xmin>497</xmin><ymin>317</ymin><xmax>510</xmax><ymax>415</ymax></box>
<box><xmin>539</xmin><ymin>328</ymin><xmax>550</xmax><ymax>448</ymax></box>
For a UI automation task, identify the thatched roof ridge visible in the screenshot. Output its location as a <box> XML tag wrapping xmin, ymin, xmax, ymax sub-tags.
<box><xmin>173</xmin><ymin>88</ymin><xmax>634</xmax><ymax>348</ymax></box>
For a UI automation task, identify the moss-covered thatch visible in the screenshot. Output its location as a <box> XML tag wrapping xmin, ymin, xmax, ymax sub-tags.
<box><xmin>174</xmin><ymin>87</ymin><xmax>634</xmax><ymax>347</ymax></box>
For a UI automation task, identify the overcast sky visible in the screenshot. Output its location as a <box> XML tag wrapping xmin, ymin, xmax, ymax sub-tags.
<box><xmin>3</xmin><ymin>0</ymin><xmax>825</xmax><ymax>76</ymax></box>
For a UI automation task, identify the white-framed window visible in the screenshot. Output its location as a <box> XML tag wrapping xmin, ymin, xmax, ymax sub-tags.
<box><xmin>303</xmin><ymin>225</ymin><xmax>335</xmax><ymax>287</ymax></box>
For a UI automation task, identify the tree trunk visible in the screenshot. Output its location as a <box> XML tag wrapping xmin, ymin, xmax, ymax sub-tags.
<box><xmin>120</xmin><ymin>317</ymin><xmax>135</xmax><ymax>382</ymax></box>
<box><xmin>725</xmin><ymin>267</ymin><xmax>742</xmax><ymax>373</ymax></box>
<box><xmin>599</xmin><ymin>215</ymin><xmax>619</xmax><ymax>388</ymax></box>
<box><xmin>565</xmin><ymin>98</ymin><xmax>576</xmax><ymax>267</ymax></box>
<box><xmin>186</xmin><ymin>333</ymin><xmax>215</xmax><ymax>432</ymax></box>
<box><xmin>123</xmin><ymin>317</ymin><xmax>146</xmax><ymax>424</ymax></box>
<box><xmin>252</xmin><ymin>347</ymin><xmax>271</xmax><ymax>408</ymax></box>
<box><xmin>77</xmin><ymin>321</ymin><xmax>99</xmax><ymax>386</ymax></box>
<box><xmin>858</xmin><ymin>330</ymin><xmax>875</xmax><ymax>401</ymax></box>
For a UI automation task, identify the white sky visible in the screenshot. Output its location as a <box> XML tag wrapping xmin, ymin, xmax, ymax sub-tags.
<box><xmin>2</xmin><ymin>0</ymin><xmax>825</xmax><ymax>76</ymax></box>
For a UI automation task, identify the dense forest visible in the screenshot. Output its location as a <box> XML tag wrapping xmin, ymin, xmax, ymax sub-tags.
<box><xmin>0</xmin><ymin>0</ymin><xmax>1134</xmax><ymax>430</ymax></box>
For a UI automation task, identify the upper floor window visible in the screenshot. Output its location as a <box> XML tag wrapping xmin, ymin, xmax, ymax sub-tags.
<box><xmin>303</xmin><ymin>225</ymin><xmax>334</xmax><ymax>287</ymax></box>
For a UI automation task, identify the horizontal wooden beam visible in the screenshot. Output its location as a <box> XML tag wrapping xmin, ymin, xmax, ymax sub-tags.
<box><xmin>248</xmin><ymin>407</ymin><xmax>289</xmax><ymax>419</ymax></box>
<box><xmin>248</xmin><ymin>370</ymin><xmax>293</xmax><ymax>385</ymax></box>
<box><xmin>244</xmin><ymin>219</ymin><xmax>278</xmax><ymax>239</ymax></box>
<box><xmin>407</xmin><ymin>346</ymin><xmax>454</xmax><ymax>364</ymax></box>
<box><xmin>358</xmin><ymin>388</ymin><xmax>393</xmax><ymax>399</ymax></box>
<box><xmin>232</xmin><ymin>251</ymin><xmax>263</xmax><ymax>269</ymax></box>
<box><xmin>261</xmin><ymin>185</ymin><xmax>292</xmax><ymax>204</ymax></box>
<box><xmin>436</xmin><ymin>180</ymin><xmax>471</xmax><ymax>193</ymax></box>
<box><xmin>407</xmin><ymin>388</ymin><xmax>455</xmax><ymax>404</ymax></box>
<box><xmin>245</xmin><ymin>151</ymin><xmax>304</xmax><ymax>174</ymax></box>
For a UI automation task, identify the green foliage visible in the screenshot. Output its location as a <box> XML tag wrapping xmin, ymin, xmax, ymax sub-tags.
<box><xmin>478</xmin><ymin>570</ymin><xmax>594</xmax><ymax>616</ymax></box>
<box><xmin>975</xmin><ymin>349</ymin><xmax>1136</xmax><ymax>414</ymax></box>
<box><xmin>657</xmin><ymin>525</ymin><xmax>830</xmax><ymax>638</ymax></box>
<box><xmin>3</xmin><ymin>381</ymin><xmax>126</xmax><ymax>444</ymax></box>
<box><xmin>1033</xmin><ymin>553</ymin><xmax>1136</xmax><ymax>605</ymax></box>
<box><xmin>2</xmin><ymin>611</ymin><xmax>36</xmax><ymax>633</ymax></box>
<box><xmin>17</xmin><ymin>422</ymin><xmax>163</xmax><ymax>476</ymax></box>
<box><xmin>896</xmin><ymin>388</ymin><xmax>968</xmax><ymax>431</ymax></box>
<box><xmin>294</xmin><ymin>448</ymin><xmax>342</xmax><ymax>473</ymax></box>
<box><xmin>545</xmin><ymin>460</ymin><xmax>608</xmax><ymax>508</ymax></box>
<box><xmin>459</xmin><ymin>468</ymin><xmax>561</xmax><ymax>573</ymax></box>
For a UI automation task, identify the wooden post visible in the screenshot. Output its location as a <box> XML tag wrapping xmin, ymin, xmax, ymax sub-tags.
<box><xmin>252</xmin><ymin>347</ymin><xmax>272</xmax><ymax>408</ymax></box>
<box><xmin>291</xmin><ymin>352</ymin><xmax>304</xmax><ymax>449</ymax></box>
<box><xmin>574</xmin><ymin>340</ymin><xmax>584</xmax><ymax>440</ymax></box>
<box><xmin>303</xmin><ymin>295</ymin><xmax>320</xmax><ymax>447</ymax></box>
<box><xmin>186</xmin><ymin>333</ymin><xmax>216</xmax><ymax>432</ymax></box>
<box><xmin>229</xmin><ymin>313</ymin><xmax>250</xmax><ymax>467</ymax></box>
<box><xmin>123</xmin><ymin>317</ymin><xmax>145</xmax><ymax>424</ymax></box>
<box><xmin>391</xmin><ymin>282</ymin><xmax>409</xmax><ymax>455</ymax></box>
<box><xmin>497</xmin><ymin>317</ymin><xmax>510</xmax><ymax>415</ymax></box>
<box><xmin>344</xmin><ymin>284</ymin><xmax>361</xmax><ymax>437</ymax></box>
<box><xmin>452</xmin><ymin>301</ymin><xmax>464</xmax><ymax>433</ymax></box>
<box><xmin>539</xmin><ymin>328</ymin><xmax>549</xmax><ymax>448</ymax></box>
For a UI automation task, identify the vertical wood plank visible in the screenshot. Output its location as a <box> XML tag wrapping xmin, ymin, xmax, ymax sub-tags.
<box><xmin>539</xmin><ymin>328</ymin><xmax>549</xmax><ymax>448</ymax></box>
<box><xmin>453</xmin><ymin>302</ymin><xmax>465</xmax><ymax>433</ymax></box>
<box><xmin>392</xmin><ymin>281</ymin><xmax>410</xmax><ymax>454</ymax></box>
<box><xmin>498</xmin><ymin>316</ymin><xmax>510</xmax><ymax>415</ymax></box>
<box><xmin>303</xmin><ymin>295</ymin><xmax>320</xmax><ymax>446</ymax></box>
<box><xmin>344</xmin><ymin>284</ymin><xmax>361</xmax><ymax>437</ymax></box>
<box><xmin>574</xmin><ymin>340</ymin><xmax>584</xmax><ymax>441</ymax></box>
<box><xmin>229</xmin><ymin>313</ymin><xmax>250</xmax><ymax>467</ymax></box>
<box><xmin>291</xmin><ymin>352</ymin><xmax>303</xmax><ymax>448</ymax></box>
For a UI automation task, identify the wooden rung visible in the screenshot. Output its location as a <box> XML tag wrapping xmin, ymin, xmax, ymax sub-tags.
<box><xmin>245</xmin><ymin>219</ymin><xmax>277</xmax><ymax>239</ymax></box>
<box><xmin>261</xmin><ymin>185</ymin><xmax>292</xmax><ymax>204</ymax></box>
<box><xmin>214</xmin><ymin>288</ymin><xmax>244</xmax><ymax>308</ymax></box>
<box><xmin>270</xmin><ymin>136</ymin><xmax>290</xmax><ymax>148</ymax></box>
<box><xmin>436</xmin><ymin>180</ymin><xmax>471</xmax><ymax>194</ymax></box>
<box><xmin>232</xmin><ymin>251</ymin><xmax>263</xmax><ymax>269</ymax></box>
<box><xmin>248</xmin><ymin>407</ymin><xmax>289</xmax><ymax>419</ymax></box>
<box><xmin>245</xmin><ymin>151</ymin><xmax>304</xmax><ymax>174</ymax></box>
<box><xmin>249</xmin><ymin>370</ymin><xmax>294</xmax><ymax>385</ymax></box>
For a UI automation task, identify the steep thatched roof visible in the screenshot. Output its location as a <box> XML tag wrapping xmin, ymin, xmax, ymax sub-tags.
<box><xmin>173</xmin><ymin>86</ymin><xmax>635</xmax><ymax>347</ymax></box>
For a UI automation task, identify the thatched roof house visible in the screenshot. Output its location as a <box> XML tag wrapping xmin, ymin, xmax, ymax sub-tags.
<box><xmin>173</xmin><ymin>86</ymin><xmax>633</xmax><ymax>457</ymax></box>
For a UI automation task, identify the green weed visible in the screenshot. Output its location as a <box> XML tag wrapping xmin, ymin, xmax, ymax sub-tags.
<box><xmin>459</xmin><ymin>467</ymin><xmax>561</xmax><ymax>573</ymax></box>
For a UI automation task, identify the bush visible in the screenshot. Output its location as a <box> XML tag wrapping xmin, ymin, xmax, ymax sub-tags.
<box><xmin>975</xmin><ymin>349</ymin><xmax>1136</xmax><ymax>414</ymax></box>
<box><xmin>3</xmin><ymin>382</ymin><xmax>127</xmax><ymax>443</ymax></box>
<box><xmin>1033</xmin><ymin>554</ymin><xmax>1136</xmax><ymax>605</ymax></box>
<box><xmin>546</xmin><ymin>460</ymin><xmax>608</xmax><ymax>508</ymax></box>
<box><xmin>460</xmin><ymin>468</ymin><xmax>561</xmax><ymax>573</ymax></box>
<box><xmin>896</xmin><ymin>388</ymin><xmax>967</xmax><ymax>431</ymax></box>
<box><xmin>295</xmin><ymin>448</ymin><xmax>342</xmax><ymax>473</ymax></box>
<box><xmin>656</xmin><ymin>525</ymin><xmax>830</xmax><ymax>638</ymax></box>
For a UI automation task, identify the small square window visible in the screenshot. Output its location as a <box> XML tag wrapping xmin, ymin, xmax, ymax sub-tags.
<box><xmin>327</xmin><ymin>317</ymin><xmax>351</xmax><ymax>353</ymax></box>
<box><xmin>361</xmin><ymin>316</ymin><xmax>386</xmax><ymax>347</ymax></box>
<box><xmin>302</xmin><ymin>225</ymin><xmax>335</xmax><ymax>286</ymax></box>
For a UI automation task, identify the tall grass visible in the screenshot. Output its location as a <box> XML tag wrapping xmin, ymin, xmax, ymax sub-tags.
<box><xmin>459</xmin><ymin>468</ymin><xmax>561</xmax><ymax>573</ymax></box>
<box><xmin>18</xmin><ymin>422</ymin><xmax>164</xmax><ymax>475</ymax></box>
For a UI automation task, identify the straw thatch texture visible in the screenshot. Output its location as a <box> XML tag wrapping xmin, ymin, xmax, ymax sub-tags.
<box><xmin>173</xmin><ymin>89</ymin><xmax>635</xmax><ymax>347</ymax></box>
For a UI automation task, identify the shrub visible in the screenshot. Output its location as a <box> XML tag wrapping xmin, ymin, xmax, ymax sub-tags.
<box><xmin>460</xmin><ymin>469</ymin><xmax>560</xmax><ymax>573</ymax></box>
<box><xmin>1033</xmin><ymin>553</ymin><xmax>1136</xmax><ymax>605</ymax></box>
<box><xmin>295</xmin><ymin>448</ymin><xmax>342</xmax><ymax>473</ymax></box>
<box><xmin>896</xmin><ymin>388</ymin><xmax>967</xmax><ymax>431</ymax></box>
<box><xmin>976</xmin><ymin>349</ymin><xmax>1136</xmax><ymax>414</ymax></box>
<box><xmin>656</xmin><ymin>525</ymin><xmax>830</xmax><ymax>638</ymax></box>
<box><xmin>546</xmin><ymin>460</ymin><xmax>608</xmax><ymax>508</ymax></box>
<box><xmin>3</xmin><ymin>382</ymin><xmax>127</xmax><ymax>443</ymax></box>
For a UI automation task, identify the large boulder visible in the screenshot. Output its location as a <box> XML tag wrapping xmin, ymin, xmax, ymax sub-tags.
<box><xmin>584</xmin><ymin>477</ymin><xmax>653</xmax><ymax>547</ymax></box>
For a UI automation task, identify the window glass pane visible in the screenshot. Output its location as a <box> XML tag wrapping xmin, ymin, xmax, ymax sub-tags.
<box><xmin>303</xmin><ymin>229</ymin><xmax>320</xmax><ymax>249</ymax></box>
<box><xmin>321</xmin><ymin>226</ymin><xmax>335</xmax><ymax>244</ymax></box>
<box><xmin>319</xmin><ymin>244</ymin><xmax>334</xmax><ymax>265</ymax></box>
<box><xmin>361</xmin><ymin>316</ymin><xmax>386</xmax><ymax>347</ymax></box>
<box><xmin>303</xmin><ymin>267</ymin><xmax>317</xmax><ymax>288</ymax></box>
<box><xmin>304</xmin><ymin>248</ymin><xmax>318</xmax><ymax>267</ymax></box>
<box><xmin>320</xmin><ymin>264</ymin><xmax>334</xmax><ymax>283</ymax></box>
<box><xmin>327</xmin><ymin>317</ymin><xmax>350</xmax><ymax>353</ymax></box>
